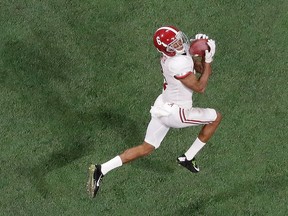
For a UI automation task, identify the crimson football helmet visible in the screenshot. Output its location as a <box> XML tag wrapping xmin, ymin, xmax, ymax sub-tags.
<box><xmin>153</xmin><ymin>26</ymin><xmax>189</xmax><ymax>56</ymax></box>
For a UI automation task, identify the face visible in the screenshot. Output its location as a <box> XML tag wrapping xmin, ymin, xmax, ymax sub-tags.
<box><xmin>167</xmin><ymin>38</ymin><xmax>184</xmax><ymax>53</ymax></box>
<box><xmin>171</xmin><ymin>39</ymin><xmax>184</xmax><ymax>51</ymax></box>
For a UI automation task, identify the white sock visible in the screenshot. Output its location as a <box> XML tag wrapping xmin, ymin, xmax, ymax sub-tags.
<box><xmin>184</xmin><ymin>138</ymin><xmax>206</xmax><ymax>160</ymax></box>
<box><xmin>101</xmin><ymin>156</ymin><xmax>123</xmax><ymax>175</ymax></box>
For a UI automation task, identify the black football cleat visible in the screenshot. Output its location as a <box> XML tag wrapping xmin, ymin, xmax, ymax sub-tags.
<box><xmin>87</xmin><ymin>164</ymin><xmax>104</xmax><ymax>198</ymax></box>
<box><xmin>177</xmin><ymin>154</ymin><xmax>200</xmax><ymax>173</ymax></box>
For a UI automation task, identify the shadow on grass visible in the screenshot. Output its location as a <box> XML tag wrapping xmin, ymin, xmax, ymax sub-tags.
<box><xmin>175</xmin><ymin>174</ymin><xmax>288</xmax><ymax>215</ymax></box>
<box><xmin>24</xmin><ymin>138</ymin><xmax>94</xmax><ymax>198</ymax></box>
<box><xmin>22</xmin><ymin>108</ymin><xmax>145</xmax><ymax>198</ymax></box>
<box><xmin>96</xmin><ymin>109</ymin><xmax>143</xmax><ymax>148</ymax></box>
<box><xmin>2</xmin><ymin>37</ymin><xmax>169</xmax><ymax>198</ymax></box>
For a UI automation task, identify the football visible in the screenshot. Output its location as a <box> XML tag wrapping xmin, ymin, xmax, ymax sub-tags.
<box><xmin>189</xmin><ymin>39</ymin><xmax>210</xmax><ymax>57</ymax></box>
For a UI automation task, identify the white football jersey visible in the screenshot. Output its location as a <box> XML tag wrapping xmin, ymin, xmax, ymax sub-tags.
<box><xmin>160</xmin><ymin>51</ymin><xmax>195</xmax><ymax>109</ymax></box>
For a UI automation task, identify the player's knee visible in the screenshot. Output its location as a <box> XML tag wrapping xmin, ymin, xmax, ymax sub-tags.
<box><xmin>215</xmin><ymin>111</ymin><xmax>222</xmax><ymax>123</ymax></box>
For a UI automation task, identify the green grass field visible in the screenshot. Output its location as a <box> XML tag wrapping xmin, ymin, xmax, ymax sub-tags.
<box><xmin>1</xmin><ymin>0</ymin><xmax>288</xmax><ymax>215</ymax></box>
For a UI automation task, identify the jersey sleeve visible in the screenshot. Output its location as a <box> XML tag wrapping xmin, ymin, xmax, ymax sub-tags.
<box><xmin>168</xmin><ymin>55</ymin><xmax>194</xmax><ymax>79</ymax></box>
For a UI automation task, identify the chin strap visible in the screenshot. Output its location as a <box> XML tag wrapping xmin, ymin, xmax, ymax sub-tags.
<box><xmin>175</xmin><ymin>48</ymin><xmax>185</xmax><ymax>55</ymax></box>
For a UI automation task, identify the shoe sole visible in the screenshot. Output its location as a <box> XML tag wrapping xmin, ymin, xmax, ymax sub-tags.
<box><xmin>87</xmin><ymin>164</ymin><xmax>96</xmax><ymax>198</ymax></box>
<box><xmin>177</xmin><ymin>160</ymin><xmax>200</xmax><ymax>173</ymax></box>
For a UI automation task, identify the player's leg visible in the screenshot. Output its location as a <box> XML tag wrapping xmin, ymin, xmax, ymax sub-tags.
<box><xmin>198</xmin><ymin>111</ymin><xmax>222</xmax><ymax>143</ymax></box>
<box><xmin>119</xmin><ymin>142</ymin><xmax>155</xmax><ymax>164</ymax></box>
<box><xmin>176</xmin><ymin>108</ymin><xmax>222</xmax><ymax>173</ymax></box>
<box><xmin>87</xmin><ymin>117</ymin><xmax>169</xmax><ymax>198</ymax></box>
<box><xmin>184</xmin><ymin>111</ymin><xmax>222</xmax><ymax>160</ymax></box>
<box><xmin>87</xmin><ymin>142</ymin><xmax>154</xmax><ymax>199</ymax></box>
<box><xmin>101</xmin><ymin>116</ymin><xmax>169</xmax><ymax>174</ymax></box>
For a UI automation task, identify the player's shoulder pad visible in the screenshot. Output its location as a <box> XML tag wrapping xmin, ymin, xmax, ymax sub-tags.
<box><xmin>168</xmin><ymin>55</ymin><xmax>194</xmax><ymax>78</ymax></box>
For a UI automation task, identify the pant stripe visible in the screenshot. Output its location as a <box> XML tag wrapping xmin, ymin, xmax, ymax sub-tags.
<box><xmin>179</xmin><ymin>108</ymin><xmax>213</xmax><ymax>125</ymax></box>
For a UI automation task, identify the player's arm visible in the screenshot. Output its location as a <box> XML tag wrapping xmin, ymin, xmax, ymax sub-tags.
<box><xmin>177</xmin><ymin>39</ymin><xmax>216</xmax><ymax>93</ymax></box>
<box><xmin>192</xmin><ymin>57</ymin><xmax>204</xmax><ymax>74</ymax></box>
<box><xmin>176</xmin><ymin>63</ymin><xmax>212</xmax><ymax>93</ymax></box>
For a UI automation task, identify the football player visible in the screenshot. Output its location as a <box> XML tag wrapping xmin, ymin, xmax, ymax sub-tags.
<box><xmin>87</xmin><ymin>26</ymin><xmax>222</xmax><ymax>198</ymax></box>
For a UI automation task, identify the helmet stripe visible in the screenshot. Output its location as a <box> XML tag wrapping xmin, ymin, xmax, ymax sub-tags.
<box><xmin>156</xmin><ymin>26</ymin><xmax>178</xmax><ymax>34</ymax></box>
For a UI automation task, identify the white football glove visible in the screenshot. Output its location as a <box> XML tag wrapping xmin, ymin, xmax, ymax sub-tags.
<box><xmin>205</xmin><ymin>39</ymin><xmax>216</xmax><ymax>63</ymax></box>
<box><xmin>195</xmin><ymin>33</ymin><xmax>209</xmax><ymax>40</ymax></box>
<box><xmin>190</xmin><ymin>33</ymin><xmax>209</xmax><ymax>42</ymax></box>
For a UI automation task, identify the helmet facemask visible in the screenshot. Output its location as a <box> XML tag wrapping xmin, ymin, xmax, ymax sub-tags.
<box><xmin>166</xmin><ymin>31</ymin><xmax>189</xmax><ymax>55</ymax></box>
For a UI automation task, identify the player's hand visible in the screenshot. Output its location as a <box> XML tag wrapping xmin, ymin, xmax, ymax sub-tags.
<box><xmin>190</xmin><ymin>33</ymin><xmax>209</xmax><ymax>42</ymax></box>
<box><xmin>205</xmin><ymin>39</ymin><xmax>216</xmax><ymax>63</ymax></box>
<box><xmin>195</xmin><ymin>33</ymin><xmax>209</xmax><ymax>40</ymax></box>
